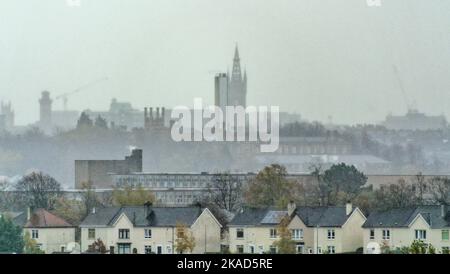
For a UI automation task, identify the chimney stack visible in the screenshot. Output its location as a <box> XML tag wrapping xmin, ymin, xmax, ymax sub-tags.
<box><xmin>92</xmin><ymin>207</ymin><xmax>96</xmax><ymax>214</ymax></box>
<box><xmin>346</xmin><ymin>201</ymin><xmax>352</xmax><ymax>216</ymax></box>
<box><xmin>287</xmin><ymin>201</ymin><xmax>296</xmax><ymax>216</ymax></box>
<box><xmin>441</xmin><ymin>204</ymin><xmax>447</xmax><ymax>218</ymax></box>
<box><xmin>144</xmin><ymin>201</ymin><xmax>153</xmax><ymax>218</ymax></box>
<box><xmin>27</xmin><ymin>207</ymin><xmax>32</xmax><ymax>221</ymax></box>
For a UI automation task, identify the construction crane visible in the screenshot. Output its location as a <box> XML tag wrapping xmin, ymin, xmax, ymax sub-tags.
<box><xmin>392</xmin><ymin>65</ymin><xmax>416</xmax><ymax>113</ymax></box>
<box><xmin>55</xmin><ymin>77</ymin><xmax>109</xmax><ymax>111</ymax></box>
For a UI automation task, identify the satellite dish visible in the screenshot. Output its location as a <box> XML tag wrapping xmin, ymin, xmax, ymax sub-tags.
<box><xmin>366</xmin><ymin>242</ymin><xmax>381</xmax><ymax>254</ymax></box>
<box><xmin>66</xmin><ymin>242</ymin><xmax>81</xmax><ymax>254</ymax></box>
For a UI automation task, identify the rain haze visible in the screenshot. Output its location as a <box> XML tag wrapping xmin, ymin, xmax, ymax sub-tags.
<box><xmin>1</xmin><ymin>0</ymin><xmax>450</xmax><ymax>126</ymax></box>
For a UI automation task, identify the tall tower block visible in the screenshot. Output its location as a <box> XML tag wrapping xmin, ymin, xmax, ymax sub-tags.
<box><xmin>39</xmin><ymin>91</ymin><xmax>52</xmax><ymax>133</ymax></box>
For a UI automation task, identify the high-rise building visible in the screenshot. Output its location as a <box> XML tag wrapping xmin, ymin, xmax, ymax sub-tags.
<box><xmin>39</xmin><ymin>91</ymin><xmax>53</xmax><ymax>133</ymax></box>
<box><xmin>0</xmin><ymin>101</ymin><xmax>14</xmax><ymax>130</ymax></box>
<box><xmin>214</xmin><ymin>45</ymin><xmax>247</xmax><ymax>109</ymax></box>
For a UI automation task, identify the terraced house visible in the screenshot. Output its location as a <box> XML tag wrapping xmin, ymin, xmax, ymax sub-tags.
<box><xmin>363</xmin><ymin>205</ymin><xmax>450</xmax><ymax>254</ymax></box>
<box><xmin>228</xmin><ymin>202</ymin><xmax>366</xmax><ymax>254</ymax></box>
<box><xmin>79</xmin><ymin>203</ymin><xmax>222</xmax><ymax>254</ymax></box>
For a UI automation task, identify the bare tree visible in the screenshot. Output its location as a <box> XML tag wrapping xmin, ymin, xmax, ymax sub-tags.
<box><xmin>412</xmin><ymin>173</ymin><xmax>428</xmax><ymax>205</ymax></box>
<box><xmin>15</xmin><ymin>171</ymin><xmax>62</xmax><ymax>210</ymax></box>
<box><xmin>207</xmin><ymin>172</ymin><xmax>243</xmax><ymax>212</ymax></box>
<box><xmin>428</xmin><ymin>177</ymin><xmax>450</xmax><ymax>205</ymax></box>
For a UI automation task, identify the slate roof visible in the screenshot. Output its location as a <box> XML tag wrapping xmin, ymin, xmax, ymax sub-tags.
<box><xmin>363</xmin><ymin>205</ymin><xmax>450</xmax><ymax>229</ymax></box>
<box><xmin>80</xmin><ymin>206</ymin><xmax>204</xmax><ymax>227</ymax></box>
<box><xmin>294</xmin><ymin>206</ymin><xmax>355</xmax><ymax>227</ymax></box>
<box><xmin>229</xmin><ymin>208</ymin><xmax>286</xmax><ymax>226</ymax></box>
<box><xmin>13</xmin><ymin>209</ymin><xmax>74</xmax><ymax>228</ymax></box>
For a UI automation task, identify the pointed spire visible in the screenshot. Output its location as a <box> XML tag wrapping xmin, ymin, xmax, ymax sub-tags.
<box><xmin>234</xmin><ymin>43</ymin><xmax>240</xmax><ymax>61</ymax></box>
<box><xmin>231</xmin><ymin>44</ymin><xmax>242</xmax><ymax>81</ymax></box>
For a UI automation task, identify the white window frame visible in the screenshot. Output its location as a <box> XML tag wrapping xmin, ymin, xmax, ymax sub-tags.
<box><xmin>415</xmin><ymin>229</ymin><xmax>427</xmax><ymax>240</ymax></box>
<box><xmin>270</xmin><ymin>228</ymin><xmax>278</xmax><ymax>239</ymax></box>
<box><xmin>31</xmin><ymin>229</ymin><xmax>39</xmax><ymax>239</ymax></box>
<box><xmin>248</xmin><ymin>245</ymin><xmax>255</xmax><ymax>254</ymax></box>
<box><xmin>382</xmin><ymin>229</ymin><xmax>390</xmax><ymax>240</ymax></box>
<box><xmin>327</xmin><ymin>229</ymin><xmax>335</xmax><ymax>240</ymax></box>
<box><xmin>88</xmin><ymin>228</ymin><xmax>95</xmax><ymax>240</ymax></box>
<box><xmin>292</xmin><ymin>229</ymin><xmax>303</xmax><ymax>240</ymax></box>
<box><xmin>144</xmin><ymin>228</ymin><xmax>152</xmax><ymax>239</ymax></box>
<box><xmin>327</xmin><ymin>246</ymin><xmax>336</xmax><ymax>254</ymax></box>
<box><xmin>144</xmin><ymin>245</ymin><xmax>152</xmax><ymax>254</ymax></box>
<box><xmin>317</xmin><ymin>247</ymin><xmax>322</xmax><ymax>254</ymax></box>
<box><xmin>236</xmin><ymin>228</ymin><xmax>244</xmax><ymax>239</ymax></box>
<box><xmin>369</xmin><ymin>229</ymin><xmax>375</xmax><ymax>240</ymax></box>
<box><xmin>166</xmin><ymin>245</ymin><xmax>172</xmax><ymax>254</ymax></box>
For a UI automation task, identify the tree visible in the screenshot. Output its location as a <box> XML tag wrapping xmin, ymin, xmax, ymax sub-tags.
<box><xmin>15</xmin><ymin>171</ymin><xmax>62</xmax><ymax>210</ymax></box>
<box><xmin>273</xmin><ymin>215</ymin><xmax>295</xmax><ymax>254</ymax></box>
<box><xmin>23</xmin><ymin>231</ymin><xmax>44</xmax><ymax>254</ymax></box>
<box><xmin>175</xmin><ymin>222</ymin><xmax>196</xmax><ymax>254</ymax></box>
<box><xmin>323</xmin><ymin>163</ymin><xmax>368</xmax><ymax>205</ymax></box>
<box><xmin>413</xmin><ymin>173</ymin><xmax>428</xmax><ymax>205</ymax></box>
<box><xmin>94</xmin><ymin>116</ymin><xmax>108</xmax><ymax>129</ymax></box>
<box><xmin>87</xmin><ymin>239</ymin><xmax>108</xmax><ymax>254</ymax></box>
<box><xmin>0</xmin><ymin>215</ymin><xmax>24</xmax><ymax>253</ymax></box>
<box><xmin>428</xmin><ymin>177</ymin><xmax>450</xmax><ymax>205</ymax></box>
<box><xmin>79</xmin><ymin>181</ymin><xmax>101</xmax><ymax>217</ymax></box>
<box><xmin>374</xmin><ymin>179</ymin><xmax>417</xmax><ymax>210</ymax></box>
<box><xmin>53</xmin><ymin>197</ymin><xmax>83</xmax><ymax>226</ymax></box>
<box><xmin>112</xmin><ymin>184</ymin><xmax>155</xmax><ymax>206</ymax></box>
<box><xmin>76</xmin><ymin>112</ymin><xmax>93</xmax><ymax>130</ymax></box>
<box><xmin>244</xmin><ymin>164</ymin><xmax>299</xmax><ymax>208</ymax></box>
<box><xmin>207</xmin><ymin>173</ymin><xmax>243</xmax><ymax>212</ymax></box>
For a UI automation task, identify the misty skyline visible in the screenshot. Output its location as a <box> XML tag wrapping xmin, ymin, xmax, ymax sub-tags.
<box><xmin>1</xmin><ymin>0</ymin><xmax>450</xmax><ymax>126</ymax></box>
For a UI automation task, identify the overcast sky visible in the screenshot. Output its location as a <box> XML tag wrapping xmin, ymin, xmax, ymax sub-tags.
<box><xmin>1</xmin><ymin>0</ymin><xmax>450</xmax><ymax>126</ymax></box>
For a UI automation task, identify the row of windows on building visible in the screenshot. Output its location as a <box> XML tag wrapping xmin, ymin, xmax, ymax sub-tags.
<box><xmin>235</xmin><ymin>244</ymin><xmax>336</xmax><ymax>254</ymax></box>
<box><xmin>88</xmin><ymin>228</ymin><xmax>184</xmax><ymax>241</ymax></box>
<box><xmin>116</xmin><ymin>243</ymin><xmax>172</xmax><ymax>254</ymax></box>
<box><xmin>368</xmin><ymin>229</ymin><xmax>450</xmax><ymax>241</ymax></box>
<box><xmin>235</xmin><ymin>228</ymin><xmax>336</xmax><ymax>240</ymax></box>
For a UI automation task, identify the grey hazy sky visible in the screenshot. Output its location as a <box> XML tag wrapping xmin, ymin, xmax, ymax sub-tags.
<box><xmin>1</xmin><ymin>0</ymin><xmax>450</xmax><ymax>126</ymax></box>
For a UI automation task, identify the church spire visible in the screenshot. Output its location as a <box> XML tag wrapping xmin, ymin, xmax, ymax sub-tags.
<box><xmin>232</xmin><ymin>44</ymin><xmax>242</xmax><ymax>81</ymax></box>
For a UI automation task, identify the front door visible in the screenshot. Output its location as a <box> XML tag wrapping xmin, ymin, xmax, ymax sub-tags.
<box><xmin>157</xmin><ymin>245</ymin><xmax>163</xmax><ymax>254</ymax></box>
<box><xmin>296</xmin><ymin>244</ymin><xmax>304</xmax><ymax>254</ymax></box>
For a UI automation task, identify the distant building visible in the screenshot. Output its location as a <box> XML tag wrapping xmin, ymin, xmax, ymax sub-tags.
<box><xmin>38</xmin><ymin>91</ymin><xmax>53</xmax><ymax>133</ymax></box>
<box><xmin>0</xmin><ymin>101</ymin><xmax>14</xmax><ymax>130</ymax></box>
<box><xmin>214</xmin><ymin>45</ymin><xmax>247</xmax><ymax>109</ymax></box>
<box><xmin>85</xmin><ymin>98</ymin><xmax>144</xmax><ymax>130</ymax></box>
<box><xmin>383</xmin><ymin>109</ymin><xmax>447</xmax><ymax>131</ymax></box>
<box><xmin>75</xmin><ymin>149</ymin><xmax>143</xmax><ymax>189</ymax></box>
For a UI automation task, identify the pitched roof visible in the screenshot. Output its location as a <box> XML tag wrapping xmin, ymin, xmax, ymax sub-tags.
<box><xmin>80</xmin><ymin>206</ymin><xmax>204</xmax><ymax>227</ymax></box>
<box><xmin>363</xmin><ymin>205</ymin><xmax>450</xmax><ymax>229</ymax></box>
<box><xmin>13</xmin><ymin>209</ymin><xmax>73</xmax><ymax>228</ymax></box>
<box><xmin>294</xmin><ymin>206</ymin><xmax>354</xmax><ymax>227</ymax></box>
<box><xmin>229</xmin><ymin>208</ymin><xmax>286</xmax><ymax>226</ymax></box>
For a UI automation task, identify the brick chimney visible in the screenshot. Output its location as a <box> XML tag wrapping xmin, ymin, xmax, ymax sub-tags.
<box><xmin>287</xmin><ymin>201</ymin><xmax>296</xmax><ymax>216</ymax></box>
<box><xmin>346</xmin><ymin>201</ymin><xmax>353</xmax><ymax>216</ymax></box>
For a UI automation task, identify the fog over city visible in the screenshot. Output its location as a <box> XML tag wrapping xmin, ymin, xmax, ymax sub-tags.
<box><xmin>1</xmin><ymin>0</ymin><xmax>450</xmax><ymax>126</ymax></box>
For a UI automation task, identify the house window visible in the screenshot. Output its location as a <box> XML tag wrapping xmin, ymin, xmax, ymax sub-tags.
<box><xmin>317</xmin><ymin>247</ymin><xmax>322</xmax><ymax>254</ymax></box>
<box><xmin>327</xmin><ymin>229</ymin><xmax>335</xmax><ymax>240</ymax></box>
<box><xmin>269</xmin><ymin>246</ymin><xmax>277</xmax><ymax>254</ymax></box>
<box><xmin>442</xmin><ymin>230</ymin><xmax>449</xmax><ymax>241</ymax></box>
<box><xmin>370</xmin><ymin>229</ymin><xmax>375</xmax><ymax>240</ymax></box>
<box><xmin>61</xmin><ymin>246</ymin><xmax>66</xmax><ymax>252</ymax></box>
<box><xmin>157</xmin><ymin>245</ymin><xmax>163</xmax><ymax>254</ymax></box>
<box><xmin>270</xmin><ymin>229</ymin><xmax>277</xmax><ymax>239</ymax></box>
<box><xmin>292</xmin><ymin>229</ymin><xmax>303</xmax><ymax>240</ymax></box>
<box><xmin>167</xmin><ymin>245</ymin><xmax>172</xmax><ymax>254</ymax></box>
<box><xmin>415</xmin><ymin>230</ymin><xmax>427</xmax><ymax>240</ymax></box>
<box><xmin>236</xmin><ymin>228</ymin><xmax>244</xmax><ymax>239</ymax></box>
<box><xmin>382</xmin><ymin>229</ymin><xmax>390</xmax><ymax>240</ymax></box>
<box><xmin>144</xmin><ymin>229</ymin><xmax>152</xmax><ymax>239</ymax></box>
<box><xmin>442</xmin><ymin>247</ymin><xmax>450</xmax><ymax>254</ymax></box>
<box><xmin>88</xmin><ymin>229</ymin><xmax>95</xmax><ymax>240</ymax></box>
<box><xmin>296</xmin><ymin>244</ymin><xmax>304</xmax><ymax>254</ymax></box>
<box><xmin>119</xmin><ymin>229</ymin><xmax>130</xmax><ymax>239</ymax></box>
<box><xmin>117</xmin><ymin>243</ymin><xmax>131</xmax><ymax>254</ymax></box>
<box><xmin>249</xmin><ymin>245</ymin><xmax>255</xmax><ymax>254</ymax></box>
<box><xmin>31</xmin><ymin>230</ymin><xmax>39</xmax><ymax>239</ymax></box>
<box><xmin>258</xmin><ymin>246</ymin><xmax>264</xmax><ymax>254</ymax></box>
<box><xmin>144</xmin><ymin>245</ymin><xmax>152</xmax><ymax>254</ymax></box>
<box><xmin>236</xmin><ymin>245</ymin><xmax>244</xmax><ymax>254</ymax></box>
<box><xmin>327</xmin><ymin>246</ymin><xmax>336</xmax><ymax>254</ymax></box>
